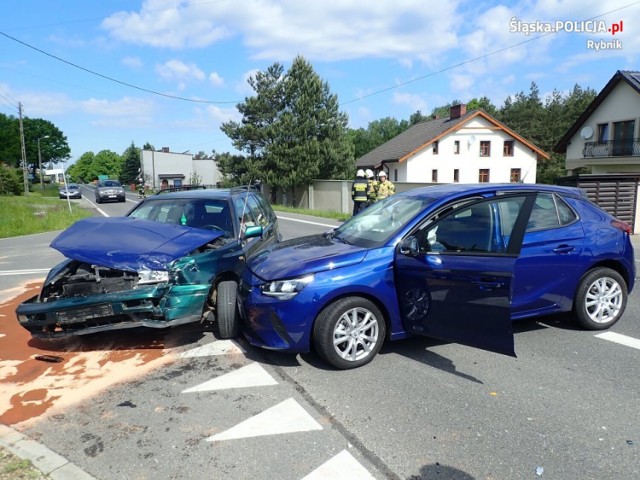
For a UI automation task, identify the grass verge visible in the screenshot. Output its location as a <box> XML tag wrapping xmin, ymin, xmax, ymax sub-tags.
<box><xmin>0</xmin><ymin>194</ymin><xmax>92</xmax><ymax>239</ymax></box>
<box><xmin>0</xmin><ymin>447</ymin><xmax>48</xmax><ymax>479</ymax></box>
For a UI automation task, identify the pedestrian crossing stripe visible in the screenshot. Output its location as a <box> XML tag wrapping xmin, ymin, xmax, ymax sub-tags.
<box><xmin>206</xmin><ymin>397</ymin><xmax>323</xmax><ymax>441</ymax></box>
<box><xmin>301</xmin><ymin>450</ymin><xmax>376</xmax><ymax>480</ymax></box>
<box><xmin>182</xmin><ymin>362</ymin><xmax>277</xmax><ymax>393</ymax></box>
<box><xmin>177</xmin><ymin>340</ymin><xmax>245</xmax><ymax>358</ymax></box>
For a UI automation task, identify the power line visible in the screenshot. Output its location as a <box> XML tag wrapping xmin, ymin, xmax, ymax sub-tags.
<box><xmin>0</xmin><ymin>90</ymin><xmax>19</xmax><ymax>110</ymax></box>
<box><xmin>0</xmin><ymin>30</ymin><xmax>241</xmax><ymax>105</ymax></box>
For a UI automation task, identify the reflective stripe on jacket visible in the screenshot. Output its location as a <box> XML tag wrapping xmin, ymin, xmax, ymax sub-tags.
<box><xmin>351</xmin><ymin>178</ymin><xmax>368</xmax><ymax>203</ymax></box>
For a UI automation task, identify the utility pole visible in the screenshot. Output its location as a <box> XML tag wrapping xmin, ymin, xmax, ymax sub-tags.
<box><xmin>19</xmin><ymin>102</ymin><xmax>29</xmax><ymax>195</ymax></box>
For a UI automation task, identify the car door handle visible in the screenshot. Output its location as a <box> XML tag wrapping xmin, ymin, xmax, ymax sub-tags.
<box><xmin>553</xmin><ymin>244</ymin><xmax>575</xmax><ymax>254</ymax></box>
<box><xmin>471</xmin><ymin>280</ymin><xmax>503</xmax><ymax>291</ymax></box>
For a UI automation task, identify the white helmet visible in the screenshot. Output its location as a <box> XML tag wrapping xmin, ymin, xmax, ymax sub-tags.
<box><xmin>356</xmin><ymin>169</ymin><xmax>365</xmax><ymax>177</ymax></box>
<box><xmin>378</xmin><ymin>170</ymin><xmax>387</xmax><ymax>178</ymax></box>
<box><xmin>365</xmin><ymin>169</ymin><xmax>374</xmax><ymax>179</ymax></box>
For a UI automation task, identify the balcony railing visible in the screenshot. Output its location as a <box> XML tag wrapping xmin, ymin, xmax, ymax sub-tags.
<box><xmin>583</xmin><ymin>139</ymin><xmax>640</xmax><ymax>158</ymax></box>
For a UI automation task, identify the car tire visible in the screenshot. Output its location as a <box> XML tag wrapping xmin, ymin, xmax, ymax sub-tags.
<box><xmin>573</xmin><ymin>267</ymin><xmax>627</xmax><ymax>330</ymax></box>
<box><xmin>313</xmin><ymin>297</ymin><xmax>386</xmax><ymax>370</ymax></box>
<box><xmin>216</xmin><ymin>280</ymin><xmax>240</xmax><ymax>339</ymax></box>
<box><xmin>95</xmin><ymin>197</ymin><xmax>101</xmax><ymax>204</ymax></box>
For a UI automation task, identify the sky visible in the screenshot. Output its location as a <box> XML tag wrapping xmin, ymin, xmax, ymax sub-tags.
<box><xmin>0</xmin><ymin>0</ymin><xmax>638</xmax><ymax>165</ymax></box>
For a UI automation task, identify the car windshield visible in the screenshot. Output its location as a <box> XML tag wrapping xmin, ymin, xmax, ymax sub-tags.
<box><xmin>102</xmin><ymin>181</ymin><xmax>121</xmax><ymax>187</ymax></box>
<box><xmin>334</xmin><ymin>195</ymin><xmax>434</xmax><ymax>248</ymax></box>
<box><xmin>128</xmin><ymin>198</ymin><xmax>234</xmax><ymax>236</ymax></box>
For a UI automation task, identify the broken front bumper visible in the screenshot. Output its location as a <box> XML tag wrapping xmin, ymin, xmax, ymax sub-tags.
<box><xmin>16</xmin><ymin>283</ymin><xmax>211</xmax><ymax>338</ymax></box>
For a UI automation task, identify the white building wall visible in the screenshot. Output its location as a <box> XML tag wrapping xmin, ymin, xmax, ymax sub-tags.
<box><xmin>141</xmin><ymin>150</ymin><xmax>194</xmax><ymax>190</ymax></box>
<box><xmin>404</xmin><ymin>117</ymin><xmax>538</xmax><ymax>184</ymax></box>
<box><xmin>192</xmin><ymin>158</ymin><xmax>222</xmax><ymax>186</ymax></box>
<box><xmin>566</xmin><ymin>82</ymin><xmax>640</xmax><ymax>171</ymax></box>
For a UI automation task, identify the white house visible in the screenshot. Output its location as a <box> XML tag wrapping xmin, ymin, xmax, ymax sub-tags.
<box><xmin>140</xmin><ymin>148</ymin><xmax>222</xmax><ymax>190</ymax></box>
<box><xmin>555</xmin><ymin>70</ymin><xmax>640</xmax><ymax>233</ymax></box>
<box><xmin>356</xmin><ymin>104</ymin><xmax>548</xmax><ymax>184</ymax></box>
<box><xmin>555</xmin><ymin>70</ymin><xmax>640</xmax><ymax>174</ymax></box>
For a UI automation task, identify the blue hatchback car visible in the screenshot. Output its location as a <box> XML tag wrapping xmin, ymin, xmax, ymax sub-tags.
<box><xmin>238</xmin><ymin>184</ymin><xmax>635</xmax><ymax>369</ymax></box>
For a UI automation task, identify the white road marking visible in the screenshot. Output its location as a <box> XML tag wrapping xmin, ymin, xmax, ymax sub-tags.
<box><xmin>0</xmin><ymin>269</ymin><xmax>50</xmax><ymax>276</ymax></box>
<box><xmin>595</xmin><ymin>331</ymin><xmax>640</xmax><ymax>350</ymax></box>
<box><xmin>178</xmin><ymin>340</ymin><xmax>245</xmax><ymax>358</ymax></box>
<box><xmin>182</xmin><ymin>363</ymin><xmax>277</xmax><ymax>393</ymax></box>
<box><xmin>301</xmin><ymin>450</ymin><xmax>376</xmax><ymax>480</ymax></box>
<box><xmin>207</xmin><ymin>397</ymin><xmax>323</xmax><ymax>441</ymax></box>
<box><xmin>276</xmin><ymin>215</ymin><xmax>337</xmax><ymax>228</ymax></box>
<box><xmin>0</xmin><ymin>334</ymin><xmax>5</xmax><ymax>338</ymax></box>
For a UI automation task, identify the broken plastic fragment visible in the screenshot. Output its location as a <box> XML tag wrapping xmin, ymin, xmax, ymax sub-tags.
<box><xmin>535</xmin><ymin>466</ymin><xmax>544</xmax><ymax>476</ymax></box>
<box><xmin>627</xmin><ymin>440</ymin><xmax>634</xmax><ymax>446</ymax></box>
<box><xmin>118</xmin><ymin>400</ymin><xmax>137</xmax><ymax>408</ymax></box>
<box><xmin>34</xmin><ymin>355</ymin><xmax>63</xmax><ymax>363</ymax></box>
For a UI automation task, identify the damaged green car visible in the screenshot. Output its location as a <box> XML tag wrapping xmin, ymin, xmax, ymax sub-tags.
<box><xmin>16</xmin><ymin>188</ymin><xmax>281</xmax><ymax>339</ymax></box>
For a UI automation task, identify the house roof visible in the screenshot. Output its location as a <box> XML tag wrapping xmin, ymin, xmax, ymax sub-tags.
<box><xmin>554</xmin><ymin>70</ymin><xmax>640</xmax><ymax>154</ymax></box>
<box><xmin>355</xmin><ymin>109</ymin><xmax>549</xmax><ymax>169</ymax></box>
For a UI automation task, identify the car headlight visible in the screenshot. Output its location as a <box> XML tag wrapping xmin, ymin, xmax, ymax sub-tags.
<box><xmin>137</xmin><ymin>268</ymin><xmax>169</xmax><ymax>284</ymax></box>
<box><xmin>260</xmin><ymin>274</ymin><xmax>314</xmax><ymax>300</ymax></box>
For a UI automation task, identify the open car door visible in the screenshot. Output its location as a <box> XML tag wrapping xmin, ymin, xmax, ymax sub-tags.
<box><xmin>394</xmin><ymin>194</ymin><xmax>536</xmax><ymax>357</ymax></box>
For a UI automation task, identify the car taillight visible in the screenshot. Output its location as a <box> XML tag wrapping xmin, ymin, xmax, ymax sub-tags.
<box><xmin>611</xmin><ymin>219</ymin><xmax>632</xmax><ymax>234</ymax></box>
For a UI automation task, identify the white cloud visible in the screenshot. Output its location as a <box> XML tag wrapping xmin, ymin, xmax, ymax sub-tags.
<box><xmin>392</xmin><ymin>92</ymin><xmax>427</xmax><ymax>112</ymax></box>
<box><xmin>16</xmin><ymin>91</ymin><xmax>75</xmax><ymax>117</ymax></box>
<box><xmin>102</xmin><ymin>0</ymin><xmax>460</xmax><ymax>61</ymax></box>
<box><xmin>156</xmin><ymin>59</ymin><xmax>205</xmax><ymax>90</ymax></box>
<box><xmin>206</xmin><ymin>105</ymin><xmax>241</xmax><ymax>124</ymax></box>
<box><xmin>236</xmin><ymin>69</ymin><xmax>261</xmax><ymax>95</ymax></box>
<box><xmin>209</xmin><ymin>72</ymin><xmax>224</xmax><ymax>87</ymax></box>
<box><xmin>80</xmin><ymin>97</ymin><xmax>155</xmax><ymax>117</ymax></box>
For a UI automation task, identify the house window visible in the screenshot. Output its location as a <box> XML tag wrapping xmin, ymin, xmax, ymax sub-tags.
<box><xmin>479</xmin><ymin>169</ymin><xmax>490</xmax><ymax>183</ymax></box>
<box><xmin>480</xmin><ymin>141</ymin><xmax>491</xmax><ymax>157</ymax></box>
<box><xmin>453</xmin><ymin>169</ymin><xmax>459</xmax><ymax>183</ymax></box>
<box><xmin>454</xmin><ymin>140</ymin><xmax>460</xmax><ymax>154</ymax></box>
<box><xmin>510</xmin><ymin>168</ymin><xmax>521</xmax><ymax>183</ymax></box>
<box><xmin>613</xmin><ymin>120</ymin><xmax>635</xmax><ymax>156</ymax></box>
<box><xmin>503</xmin><ymin>140</ymin><xmax>514</xmax><ymax>156</ymax></box>
<box><xmin>433</xmin><ymin>140</ymin><xmax>439</xmax><ymax>155</ymax></box>
<box><xmin>597</xmin><ymin>123</ymin><xmax>609</xmax><ymax>143</ymax></box>
<box><xmin>432</xmin><ymin>169</ymin><xmax>438</xmax><ymax>182</ymax></box>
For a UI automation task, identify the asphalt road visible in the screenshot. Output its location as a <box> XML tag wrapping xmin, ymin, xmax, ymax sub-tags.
<box><xmin>1</xmin><ymin>186</ymin><xmax>639</xmax><ymax>479</ymax></box>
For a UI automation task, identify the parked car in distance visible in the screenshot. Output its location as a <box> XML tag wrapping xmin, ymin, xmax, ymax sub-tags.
<box><xmin>16</xmin><ymin>187</ymin><xmax>281</xmax><ymax>339</ymax></box>
<box><xmin>95</xmin><ymin>179</ymin><xmax>126</xmax><ymax>203</ymax></box>
<box><xmin>59</xmin><ymin>183</ymin><xmax>82</xmax><ymax>199</ymax></box>
<box><xmin>238</xmin><ymin>183</ymin><xmax>635</xmax><ymax>369</ymax></box>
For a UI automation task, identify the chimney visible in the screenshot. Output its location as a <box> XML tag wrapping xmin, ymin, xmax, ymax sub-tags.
<box><xmin>161</xmin><ymin>147</ymin><xmax>170</xmax><ymax>153</ymax></box>
<box><xmin>450</xmin><ymin>104</ymin><xmax>467</xmax><ymax>119</ymax></box>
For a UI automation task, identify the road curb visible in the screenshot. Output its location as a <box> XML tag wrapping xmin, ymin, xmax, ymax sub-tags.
<box><xmin>0</xmin><ymin>423</ymin><xmax>97</xmax><ymax>480</ymax></box>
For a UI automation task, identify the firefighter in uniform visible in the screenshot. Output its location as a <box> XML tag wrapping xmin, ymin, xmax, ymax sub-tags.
<box><xmin>365</xmin><ymin>169</ymin><xmax>378</xmax><ymax>207</ymax></box>
<box><xmin>377</xmin><ymin>170</ymin><xmax>395</xmax><ymax>200</ymax></box>
<box><xmin>351</xmin><ymin>169</ymin><xmax>368</xmax><ymax>216</ymax></box>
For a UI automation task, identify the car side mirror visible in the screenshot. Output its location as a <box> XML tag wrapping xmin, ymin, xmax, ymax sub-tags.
<box><xmin>243</xmin><ymin>225</ymin><xmax>263</xmax><ymax>239</ymax></box>
<box><xmin>399</xmin><ymin>236</ymin><xmax>419</xmax><ymax>257</ymax></box>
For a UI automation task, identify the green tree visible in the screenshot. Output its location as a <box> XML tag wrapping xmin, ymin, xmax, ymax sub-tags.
<box><xmin>121</xmin><ymin>142</ymin><xmax>141</xmax><ymax>185</ymax></box>
<box><xmin>467</xmin><ymin>96</ymin><xmax>498</xmax><ymax>115</ymax></box>
<box><xmin>221</xmin><ymin>56</ymin><xmax>353</xmax><ymax>203</ymax></box>
<box><xmin>214</xmin><ymin>151</ymin><xmax>254</xmax><ymax>187</ymax></box>
<box><xmin>0</xmin><ymin>164</ymin><xmax>22</xmax><ymax>195</ymax></box>
<box><xmin>0</xmin><ymin>115</ymin><xmax>70</xmax><ymax>170</ymax></box>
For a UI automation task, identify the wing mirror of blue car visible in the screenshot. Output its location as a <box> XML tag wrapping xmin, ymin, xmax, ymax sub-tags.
<box><xmin>243</xmin><ymin>225</ymin><xmax>263</xmax><ymax>239</ymax></box>
<box><xmin>399</xmin><ymin>236</ymin><xmax>419</xmax><ymax>257</ymax></box>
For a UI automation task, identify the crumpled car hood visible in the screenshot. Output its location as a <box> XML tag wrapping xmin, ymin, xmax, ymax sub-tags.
<box><xmin>248</xmin><ymin>233</ymin><xmax>367</xmax><ymax>281</ymax></box>
<box><xmin>51</xmin><ymin>217</ymin><xmax>224</xmax><ymax>271</ymax></box>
